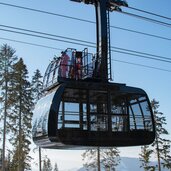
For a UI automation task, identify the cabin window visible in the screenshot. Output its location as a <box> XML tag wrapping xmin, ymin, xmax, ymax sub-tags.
<box><xmin>129</xmin><ymin>95</ymin><xmax>153</xmax><ymax>131</ymax></box>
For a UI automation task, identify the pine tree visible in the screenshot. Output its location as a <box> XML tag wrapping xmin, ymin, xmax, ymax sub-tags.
<box><xmin>139</xmin><ymin>145</ymin><xmax>154</xmax><ymax>171</ymax></box>
<box><xmin>140</xmin><ymin>99</ymin><xmax>171</xmax><ymax>171</ymax></box>
<box><xmin>42</xmin><ymin>156</ymin><xmax>53</xmax><ymax>171</ymax></box>
<box><xmin>82</xmin><ymin>147</ymin><xmax>120</xmax><ymax>171</ymax></box>
<box><xmin>82</xmin><ymin>149</ymin><xmax>98</xmax><ymax>170</ymax></box>
<box><xmin>46</xmin><ymin>158</ymin><xmax>53</xmax><ymax>171</ymax></box>
<box><xmin>31</xmin><ymin>69</ymin><xmax>43</xmax><ymax>171</ymax></box>
<box><xmin>161</xmin><ymin>140</ymin><xmax>171</xmax><ymax>170</ymax></box>
<box><xmin>0</xmin><ymin>44</ymin><xmax>17</xmax><ymax>170</ymax></box>
<box><xmin>42</xmin><ymin>158</ymin><xmax>48</xmax><ymax>171</ymax></box>
<box><xmin>8</xmin><ymin>58</ymin><xmax>33</xmax><ymax>171</ymax></box>
<box><xmin>101</xmin><ymin>148</ymin><xmax>120</xmax><ymax>171</ymax></box>
<box><xmin>54</xmin><ymin>163</ymin><xmax>59</xmax><ymax>171</ymax></box>
<box><xmin>31</xmin><ymin>69</ymin><xmax>43</xmax><ymax>103</ymax></box>
<box><xmin>151</xmin><ymin>99</ymin><xmax>171</xmax><ymax>171</ymax></box>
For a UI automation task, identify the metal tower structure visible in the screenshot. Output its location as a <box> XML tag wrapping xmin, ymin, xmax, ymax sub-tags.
<box><xmin>71</xmin><ymin>0</ymin><xmax>128</xmax><ymax>81</ymax></box>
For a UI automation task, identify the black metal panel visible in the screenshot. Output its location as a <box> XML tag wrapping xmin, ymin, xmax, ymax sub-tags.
<box><xmin>32</xmin><ymin>84</ymin><xmax>65</xmax><ymax>146</ymax></box>
<box><xmin>56</xmin><ymin>129</ymin><xmax>154</xmax><ymax>147</ymax></box>
<box><xmin>48</xmin><ymin>84</ymin><xmax>65</xmax><ymax>137</ymax></box>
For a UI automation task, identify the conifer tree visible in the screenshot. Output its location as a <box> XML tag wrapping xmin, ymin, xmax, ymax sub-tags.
<box><xmin>42</xmin><ymin>159</ymin><xmax>48</xmax><ymax>171</ymax></box>
<box><xmin>161</xmin><ymin>140</ymin><xmax>171</xmax><ymax>170</ymax></box>
<box><xmin>101</xmin><ymin>148</ymin><xmax>120</xmax><ymax>171</ymax></box>
<box><xmin>54</xmin><ymin>163</ymin><xmax>59</xmax><ymax>171</ymax></box>
<box><xmin>46</xmin><ymin>158</ymin><xmax>53</xmax><ymax>171</ymax></box>
<box><xmin>139</xmin><ymin>99</ymin><xmax>171</xmax><ymax>171</ymax></box>
<box><xmin>0</xmin><ymin>44</ymin><xmax>17</xmax><ymax>170</ymax></box>
<box><xmin>82</xmin><ymin>147</ymin><xmax>120</xmax><ymax>171</ymax></box>
<box><xmin>151</xmin><ymin>99</ymin><xmax>171</xmax><ymax>171</ymax></box>
<box><xmin>31</xmin><ymin>69</ymin><xmax>43</xmax><ymax>171</ymax></box>
<box><xmin>9</xmin><ymin>58</ymin><xmax>33</xmax><ymax>171</ymax></box>
<box><xmin>82</xmin><ymin>149</ymin><xmax>98</xmax><ymax>170</ymax></box>
<box><xmin>31</xmin><ymin>69</ymin><xmax>43</xmax><ymax>103</ymax></box>
<box><xmin>139</xmin><ymin>145</ymin><xmax>154</xmax><ymax>171</ymax></box>
<box><xmin>42</xmin><ymin>157</ymin><xmax>53</xmax><ymax>171</ymax></box>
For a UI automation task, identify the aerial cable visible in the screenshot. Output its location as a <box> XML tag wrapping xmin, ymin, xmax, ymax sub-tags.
<box><xmin>1</xmin><ymin>36</ymin><xmax>171</xmax><ymax>73</ymax></box>
<box><xmin>111</xmin><ymin>46</ymin><xmax>171</xmax><ymax>61</ymax></box>
<box><xmin>0</xmin><ymin>24</ymin><xmax>95</xmax><ymax>46</ymax></box>
<box><xmin>1</xmin><ymin>24</ymin><xmax>171</xmax><ymax>62</ymax></box>
<box><xmin>0</xmin><ymin>37</ymin><xmax>63</xmax><ymax>51</ymax></box>
<box><xmin>112</xmin><ymin>59</ymin><xmax>171</xmax><ymax>73</ymax></box>
<box><xmin>2</xmin><ymin>17</ymin><xmax>171</xmax><ymax>42</ymax></box>
<box><xmin>1</xmin><ymin>2</ymin><xmax>171</xmax><ymax>42</ymax></box>
<box><xmin>1</xmin><ymin>27</ymin><xmax>171</xmax><ymax>64</ymax></box>
<box><xmin>0</xmin><ymin>28</ymin><xmax>96</xmax><ymax>48</ymax></box>
<box><xmin>127</xmin><ymin>6</ymin><xmax>171</xmax><ymax>21</ymax></box>
<box><xmin>1</xmin><ymin>35</ymin><xmax>171</xmax><ymax>63</ymax></box>
<box><xmin>111</xmin><ymin>49</ymin><xmax>171</xmax><ymax>64</ymax></box>
<box><xmin>1</xmin><ymin>2</ymin><xmax>171</xmax><ymax>25</ymax></box>
<box><xmin>0</xmin><ymin>2</ymin><xmax>171</xmax><ymax>27</ymax></box>
<box><xmin>111</xmin><ymin>25</ymin><xmax>171</xmax><ymax>41</ymax></box>
<box><xmin>0</xmin><ymin>2</ymin><xmax>95</xmax><ymax>24</ymax></box>
<box><xmin>118</xmin><ymin>11</ymin><xmax>171</xmax><ymax>28</ymax></box>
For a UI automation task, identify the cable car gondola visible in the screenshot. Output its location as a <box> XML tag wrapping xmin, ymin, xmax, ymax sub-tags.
<box><xmin>32</xmin><ymin>0</ymin><xmax>155</xmax><ymax>149</ymax></box>
<box><xmin>32</xmin><ymin>48</ymin><xmax>155</xmax><ymax>148</ymax></box>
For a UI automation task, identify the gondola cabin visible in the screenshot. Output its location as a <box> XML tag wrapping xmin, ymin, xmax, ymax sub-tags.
<box><xmin>32</xmin><ymin>0</ymin><xmax>155</xmax><ymax>149</ymax></box>
<box><xmin>32</xmin><ymin>48</ymin><xmax>155</xmax><ymax>149</ymax></box>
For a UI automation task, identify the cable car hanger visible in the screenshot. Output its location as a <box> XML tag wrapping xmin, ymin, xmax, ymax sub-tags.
<box><xmin>32</xmin><ymin>0</ymin><xmax>155</xmax><ymax>149</ymax></box>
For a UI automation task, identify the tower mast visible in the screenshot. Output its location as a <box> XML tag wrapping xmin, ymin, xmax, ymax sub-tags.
<box><xmin>70</xmin><ymin>0</ymin><xmax>128</xmax><ymax>81</ymax></box>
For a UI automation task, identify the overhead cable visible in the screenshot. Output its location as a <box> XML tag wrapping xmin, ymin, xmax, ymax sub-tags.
<box><xmin>111</xmin><ymin>25</ymin><xmax>171</xmax><ymax>41</ymax></box>
<box><xmin>0</xmin><ymin>37</ymin><xmax>63</xmax><ymax>51</ymax></box>
<box><xmin>1</xmin><ymin>24</ymin><xmax>171</xmax><ymax>62</ymax></box>
<box><xmin>111</xmin><ymin>46</ymin><xmax>171</xmax><ymax>61</ymax></box>
<box><xmin>112</xmin><ymin>59</ymin><xmax>171</xmax><ymax>73</ymax></box>
<box><xmin>0</xmin><ymin>2</ymin><xmax>171</xmax><ymax>41</ymax></box>
<box><xmin>0</xmin><ymin>28</ymin><xmax>96</xmax><ymax>48</ymax></box>
<box><xmin>118</xmin><ymin>11</ymin><xmax>171</xmax><ymax>28</ymax></box>
<box><xmin>0</xmin><ymin>24</ymin><xmax>95</xmax><ymax>45</ymax></box>
<box><xmin>0</xmin><ymin>2</ymin><xmax>95</xmax><ymax>24</ymax></box>
<box><xmin>111</xmin><ymin>49</ymin><xmax>171</xmax><ymax>64</ymax></box>
<box><xmin>1</xmin><ymin>26</ymin><xmax>171</xmax><ymax>64</ymax></box>
<box><xmin>128</xmin><ymin>6</ymin><xmax>171</xmax><ymax>21</ymax></box>
<box><xmin>1</xmin><ymin>36</ymin><xmax>171</xmax><ymax>73</ymax></box>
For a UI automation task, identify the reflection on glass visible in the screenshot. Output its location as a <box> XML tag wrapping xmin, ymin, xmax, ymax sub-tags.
<box><xmin>129</xmin><ymin>95</ymin><xmax>153</xmax><ymax>131</ymax></box>
<box><xmin>90</xmin><ymin>104</ymin><xmax>97</xmax><ymax>113</ymax></box>
<box><xmin>83</xmin><ymin>103</ymin><xmax>87</xmax><ymax>130</ymax></box>
<box><xmin>32</xmin><ymin>91</ymin><xmax>56</xmax><ymax>137</ymax></box>
<box><xmin>58</xmin><ymin>102</ymin><xmax>80</xmax><ymax>128</ymax></box>
<box><xmin>90</xmin><ymin>114</ymin><xmax>108</xmax><ymax>131</ymax></box>
<box><xmin>112</xmin><ymin>115</ymin><xmax>128</xmax><ymax>132</ymax></box>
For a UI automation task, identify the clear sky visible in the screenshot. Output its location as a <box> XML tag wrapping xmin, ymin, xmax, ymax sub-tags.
<box><xmin>0</xmin><ymin>0</ymin><xmax>171</xmax><ymax>170</ymax></box>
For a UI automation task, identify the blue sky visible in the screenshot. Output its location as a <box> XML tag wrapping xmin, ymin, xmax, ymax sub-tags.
<box><xmin>0</xmin><ymin>0</ymin><xmax>171</xmax><ymax>170</ymax></box>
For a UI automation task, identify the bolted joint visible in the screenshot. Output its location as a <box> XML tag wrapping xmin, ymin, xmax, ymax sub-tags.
<box><xmin>70</xmin><ymin>0</ymin><xmax>82</xmax><ymax>2</ymax></box>
<box><xmin>70</xmin><ymin>0</ymin><xmax>128</xmax><ymax>7</ymax></box>
<box><xmin>108</xmin><ymin>0</ymin><xmax>128</xmax><ymax>12</ymax></box>
<box><xmin>70</xmin><ymin>0</ymin><xmax>95</xmax><ymax>5</ymax></box>
<box><xmin>109</xmin><ymin>0</ymin><xmax>128</xmax><ymax>7</ymax></box>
